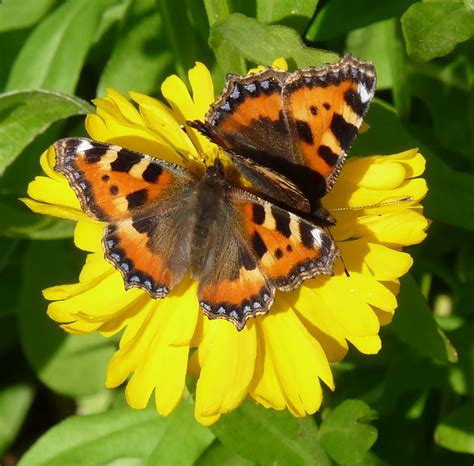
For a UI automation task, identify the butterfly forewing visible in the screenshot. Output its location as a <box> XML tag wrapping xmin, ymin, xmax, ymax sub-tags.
<box><xmin>55</xmin><ymin>138</ymin><xmax>197</xmax><ymax>297</ymax></box>
<box><xmin>282</xmin><ymin>55</ymin><xmax>376</xmax><ymax>194</ymax></box>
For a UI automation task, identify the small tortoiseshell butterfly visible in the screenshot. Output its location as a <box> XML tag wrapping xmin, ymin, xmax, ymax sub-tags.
<box><xmin>54</xmin><ymin>54</ymin><xmax>376</xmax><ymax>331</ymax></box>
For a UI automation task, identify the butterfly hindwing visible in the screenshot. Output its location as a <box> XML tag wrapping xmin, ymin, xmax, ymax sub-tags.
<box><xmin>233</xmin><ymin>191</ymin><xmax>339</xmax><ymax>290</ymax></box>
<box><xmin>55</xmin><ymin>137</ymin><xmax>197</xmax><ymax>297</ymax></box>
<box><xmin>197</xmin><ymin>188</ymin><xmax>339</xmax><ymax>330</ymax></box>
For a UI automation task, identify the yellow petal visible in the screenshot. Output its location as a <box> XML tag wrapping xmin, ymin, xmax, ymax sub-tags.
<box><xmin>339</xmin><ymin>240</ymin><xmax>413</xmax><ymax>281</ymax></box>
<box><xmin>130</xmin><ymin>91</ymin><xmax>197</xmax><ymax>161</ymax></box>
<box><xmin>292</xmin><ymin>286</ymin><xmax>349</xmax><ymax>362</ymax></box>
<box><xmin>254</xmin><ymin>300</ymin><xmax>333</xmax><ymax>416</ymax></box>
<box><xmin>194</xmin><ymin>319</ymin><xmax>257</xmax><ymax>418</ymax></box>
<box><xmin>123</xmin><ymin>282</ymin><xmax>199</xmax><ymax>415</ymax></box>
<box><xmin>27</xmin><ymin>174</ymin><xmax>81</xmax><ymax>209</ymax></box>
<box><xmin>354</xmin><ymin>210</ymin><xmax>429</xmax><ymax>245</ymax></box>
<box><xmin>74</xmin><ymin>220</ymin><xmax>103</xmax><ymax>252</ymax></box>
<box><xmin>40</xmin><ymin>146</ymin><xmax>65</xmax><ymax>183</ymax></box>
<box><xmin>188</xmin><ymin>62</ymin><xmax>215</xmax><ymax>119</ymax></box>
<box><xmin>271</xmin><ymin>57</ymin><xmax>288</xmax><ymax>70</ymax></box>
<box><xmin>21</xmin><ymin>198</ymin><xmax>89</xmax><ymax>222</ymax></box>
<box><xmin>348</xmin><ymin>334</ymin><xmax>381</xmax><ymax>354</ymax></box>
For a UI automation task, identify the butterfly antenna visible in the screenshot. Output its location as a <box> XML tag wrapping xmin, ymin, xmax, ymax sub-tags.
<box><xmin>325</xmin><ymin>227</ymin><xmax>350</xmax><ymax>278</ymax></box>
<box><xmin>331</xmin><ymin>196</ymin><xmax>413</xmax><ymax>212</ymax></box>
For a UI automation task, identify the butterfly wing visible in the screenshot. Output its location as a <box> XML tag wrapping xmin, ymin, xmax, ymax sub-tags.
<box><xmin>195</xmin><ymin>68</ymin><xmax>292</xmax><ymax>162</ymax></box>
<box><xmin>225</xmin><ymin>150</ymin><xmax>310</xmax><ymax>213</ymax></box>
<box><xmin>55</xmin><ymin>138</ymin><xmax>197</xmax><ymax>297</ymax></box>
<box><xmin>189</xmin><ymin>68</ymin><xmax>313</xmax><ymax>210</ymax></box>
<box><xmin>193</xmin><ymin>55</ymin><xmax>376</xmax><ymax>213</ymax></box>
<box><xmin>196</xmin><ymin>187</ymin><xmax>338</xmax><ymax>330</ymax></box>
<box><xmin>282</xmin><ymin>54</ymin><xmax>376</xmax><ymax>197</ymax></box>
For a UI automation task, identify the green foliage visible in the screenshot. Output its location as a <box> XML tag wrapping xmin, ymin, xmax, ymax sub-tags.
<box><xmin>0</xmin><ymin>0</ymin><xmax>473</xmax><ymax>465</ymax></box>
<box><xmin>402</xmin><ymin>1</ymin><xmax>474</xmax><ymax>62</ymax></box>
<box><xmin>210</xmin><ymin>399</ymin><xmax>331</xmax><ymax>466</ymax></box>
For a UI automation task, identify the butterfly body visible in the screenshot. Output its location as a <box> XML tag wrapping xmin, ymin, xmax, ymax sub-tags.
<box><xmin>54</xmin><ymin>55</ymin><xmax>375</xmax><ymax>330</ymax></box>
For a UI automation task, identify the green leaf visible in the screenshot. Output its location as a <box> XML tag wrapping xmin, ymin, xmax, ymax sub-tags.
<box><xmin>18</xmin><ymin>240</ymin><xmax>115</xmax><ymax>397</ymax></box>
<box><xmin>204</xmin><ymin>0</ymin><xmax>232</xmax><ymax>27</ymax></box>
<box><xmin>20</xmin><ymin>397</ymin><xmax>213</xmax><ymax>466</ymax></box>
<box><xmin>211</xmin><ymin>399</ymin><xmax>330</xmax><ymax>466</ymax></box>
<box><xmin>97</xmin><ymin>0</ymin><xmax>173</xmax><ymax>96</ymax></box>
<box><xmin>435</xmin><ymin>400</ymin><xmax>474</xmax><ymax>454</ymax></box>
<box><xmin>0</xmin><ymin>0</ymin><xmax>57</xmax><ymax>32</ymax></box>
<box><xmin>0</xmin><ymin>89</ymin><xmax>92</xmax><ymax>175</ymax></box>
<box><xmin>256</xmin><ymin>0</ymin><xmax>318</xmax><ymax>34</ymax></box>
<box><xmin>410</xmin><ymin>66</ymin><xmax>473</xmax><ymax>158</ymax></box>
<box><xmin>210</xmin><ymin>14</ymin><xmax>338</xmax><ymax>72</ymax></box>
<box><xmin>319</xmin><ymin>400</ymin><xmax>378</xmax><ymax>465</ymax></box>
<box><xmin>0</xmin><ymin>199</ymin><xmax>75</xmax><ymax>239</ymax></box>
<box><xmin>156</xmin><ymin>0</ymin><xmax>213</xmax><ymax>81</ymax></box>
<box><xmin>6</xmin><ymin>0</ymin><xmax>114</xmax><ymax>93</ymax></box>
<box><xmin>196</xmin><ymin>442</ymin><xmax>255</xmax><ymax>466</ymax></box>
<box><xmin>306</xmin><ymin>0</ymin><xmax>416</xmax><ymax>41</ymax></box>
<box><xmin>346</xmin><ymin>17</ymin><xmax>411</xmax><ymax>117</ymax></box>
<box><xmin>0</xmin><ymin>383</ymin><xmax>35</xmax><ymax>457</ymax></box>
<box><xmin>144</xmin><ymin>399</ymin><xmax>214</xmax><ymax>466</ymax></box>
<box><xmin>402</xmin><ymin>2</ymin><xmax>474</xmax><ymax>62</ymax></box>
<box><xmin>391</xmin><ymin>275</ymin><xmax>457</xmax><ymax>363</ymax></box>
<box><xmin>18</xmin><ymin>407</ymin><xmax>166</xmax><ymax>466</ymax></box>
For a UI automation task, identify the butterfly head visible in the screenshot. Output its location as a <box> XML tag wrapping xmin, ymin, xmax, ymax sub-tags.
<box><xmin>205</xmin><ymin>157</ymin><xmax>225</xmax><ymax>179</ymax></box>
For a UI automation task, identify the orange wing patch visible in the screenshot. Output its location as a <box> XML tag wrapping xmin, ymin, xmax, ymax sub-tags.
<box><xmin>239</xmin><ymin>197</ymin><xmax>339</xmax><ymax>291</ymax></box>
<box><xmin>54</xmin><ymin>138</ymin><xmax>194</xmax><ymax>222</ymax></box>
<box><xmin>199</xmin><ymin>263</ymin><xmax>272</xmax><ymax>331</ymax></box>
<box><xmin>104</xmin><ymin>220</ymin><xmax>174</xmax><ymax>297</ymax></box>
<box><xmin>196</xmin><ymin>68</ymin><xmax>295</xmax><ymax>162</ymax></box>
<box><xmin>283</xmin><ymin>55</ymin><xmax>376</xmax><ymax>190</ymax></box>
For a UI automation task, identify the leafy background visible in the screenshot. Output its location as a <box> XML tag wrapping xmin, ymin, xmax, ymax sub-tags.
<box><xmin>1</xmin><ymin>0</ymin><xmax>473</xmax><ymax>465</ymax></box>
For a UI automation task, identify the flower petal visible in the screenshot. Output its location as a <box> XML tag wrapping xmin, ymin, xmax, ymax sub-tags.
<box><xmin>251</xmin><ymin>299</ymin><xmax>333</xmax><ymax>416</ymax></box>
<box><xmin>194</xmin><ymin>319</ymin><xmax>257</xmax><ymax>420</ymax></box>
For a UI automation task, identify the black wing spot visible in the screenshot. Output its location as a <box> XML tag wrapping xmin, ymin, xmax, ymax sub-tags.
<box><xmin>344</xmin><ymin>89</ymin><xmax>365</xmax><ymax>117</ymax></box>
<box><xmin>318</xmin><ymin>145</ymin><xmax>339</xmax><ymax>167</ymax></box>
<box><xmin>323</xmin><ymin>102</ymin><xmax>331</xmax><ymax>110</ymax></box>
<box><xmin>310</xmin><ymin>105</ymin><xmax>318</xmax><ymax>115</ymax></box>
<box><xmin>84</xmin><ymin>147</ymin><xmax>107</xmax><ymax>164</ymax></box>
<box><xmin>330</xmin><ymin>113</ymin><xmax>358</xmax><ymax>152</ymax></box>
<box><xmin>111</xmin><ymin>149</ymin><xmax>142</xmax><ymax>172</ymax></box>
<box><xmin>241</xmin><ymin>249</ymin><xmax>257</xmax><ymax>271</ymax></box>
<box><xmin>295</xmin><ymin>120</ymin><xmax>314</xmax><ymax>145</ymax></box>
<box><xmin>271</xmin><ymin>206</ymin><xmax>291</xmax><ymax>238</ymax></box>
<box><xmin>142</xmin><ymin>163</ymin><xmax>162</xmax><ymax>182</ymax></box>
<box><xmin>109</xmin><ymin>185</ymin><xmax>119</xmax><ymax>196</ymax></box>
<box><xmin>286</xmin><ymin>244</ymin><xmax>293</xmax><ymax>253</ymax></box>
<box><xmin>132</xmin><ymin>215</ymin><xmax>155</xmax><ymax>236</ymax></box>
<box><xmin>252</xmin><ymin>231</ymin><xmax>268</xmax><ymax>258</ymax></box>
<box><xmin>252</xmin><ymin>204</ymin><xmax>266</xmax><ymax>225</ymax></box>
<box><xmin>126</xmin><ymin>189</ymin><xmax>148</xmax><ymax>209</ymax></box>
<box><xmin>102</xmin><ymin>174</ymin><xmax>110</xmax><ymax>182</ymax></box>
<box><xmin>275</xmin><ymin>248</ymin><xmax>283</xmax><ymax>259</ymax></box>
<box><xmin>299</xmin><ymin>222</ymin><xmax>315</xmax><ymax>249</ymax></box>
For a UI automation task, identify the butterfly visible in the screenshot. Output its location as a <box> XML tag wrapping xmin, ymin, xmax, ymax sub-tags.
<box><xmin>54</xmin><ymin>54</ymin><xmax>376</xmax><ymax>331</ymax></box>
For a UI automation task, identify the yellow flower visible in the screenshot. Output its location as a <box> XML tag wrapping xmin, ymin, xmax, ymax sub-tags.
<box><xmin>23</xmin><ymin>62</ymin><xmax>428</xmax><ymax>425</ymax></box>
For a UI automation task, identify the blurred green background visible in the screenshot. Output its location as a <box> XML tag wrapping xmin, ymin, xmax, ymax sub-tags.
<box><xmin>1</xmin><ymin>1</ymin><xmax>473</xmax><ymax>465</ymax></box>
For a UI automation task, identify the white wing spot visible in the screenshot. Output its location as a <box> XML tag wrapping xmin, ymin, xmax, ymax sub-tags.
<box><xmin>76</xmin><ymin>139</ymin><xmax>94</xmax><ymax>153</ymax></box>
<box><xmin>359</xmin><ymin>83</ymin><xmax>372</xmax><ymax>103</ymax></box>
<box><xmin>311</xmin><ymin>228</ymin><xmax>322</xmax><ymax>245</ymax></box>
